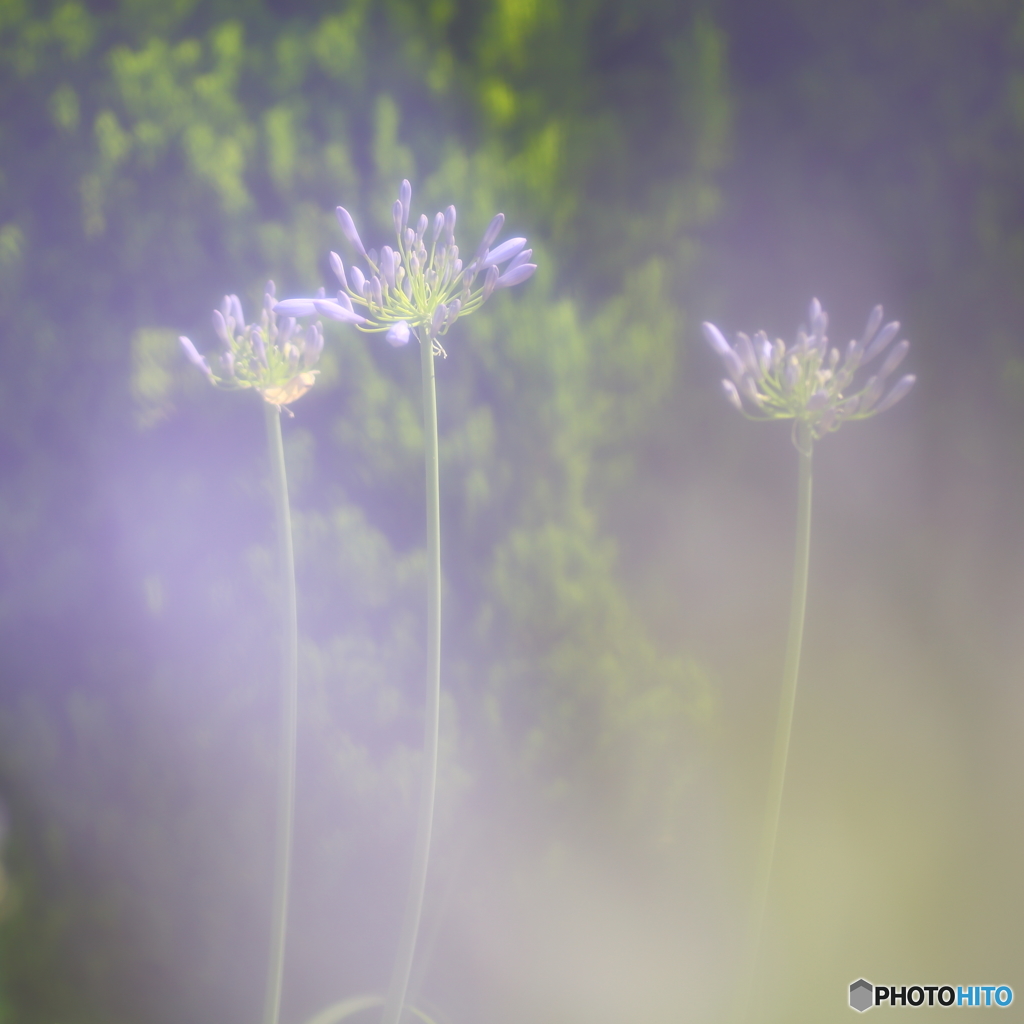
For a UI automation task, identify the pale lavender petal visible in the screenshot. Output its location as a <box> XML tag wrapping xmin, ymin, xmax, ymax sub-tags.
<box><xmin>861</xmin><ymin>305</ymin><xmax>884</xmax><ymax>347</ymax></box>
<box><xmin>873</xmin><ymin>374</ymin><xmax>915</xmax><ymax>413</ymax></box>
<box><xmin>481</xmin><ymin>264</ymin><xmax>500</xmax><ymax>300</ymax></box>
<box><xmin>274</xmin><ymin>298</ymin><xmax>318</xmax><ymax>316</ymax></box>
<box><xmin>229</xmin><ymin>294</ymin><xmax>244</xmax><ymax>329</ymax></box>
<box><xmin>444</xmin><ymin>205</ymin><xmax>456</xmax><ymax>244</ymax></box>
<box><xmin>329</xmin><ymin>251</ymin><xmax>348</xmax><ymax>289</ymax></box>
<box><xmin>431</xmin><ymin>303</ymin><xmax>447</xmax><ymax>334</ymax></box>
<box><xmin>393</xmin><ymin>200</ymin><xmax>404</xmax><ymax>238</ymax></box>
<box><xmin>179</xmin><ymin>336</ymin><xmax>212</xmax><ymax>376</ymax></box>
<box><xmin>495</xmin><ymin>262</ymin><xmax>536</xmax><ymax>289</ymax></box>
<box><xmin>336</xmin><ymin>206</ymin><xmax>366</xmax><ymax>256</ymax></box>
<box><xmin>482</xmin><ymin>237</ymin><xmax>527</xmax><ymax>268</ymax></box>
<box><xmin>722</xmin><ymin>379</ymin><xmax>742</xmax><ymax>410</ymax></box>
<box><xmin>212</xmin><ymin>309</ymin><xmax>230</xmax><ymax>343</ymax></box>
<box><xmin>399</xmin><ymin>180</ymin><xmax>411</xmax><ymax>227</ymax></box>
<box><xmin>349</xmin><ymin>265</ymin><xmax>366</xmax><ymax>295</ymax></box>
<box><xmin>878</xmin><ymin>338</ymin><xmax>909</xmax><ymax>379</ymax></box>
<box><xmin>863</xmin><ymin>320</ymin><xmax>900</xmax><ymax>363</ymax></box>
<box><xmin>701</xmin><ymin>322</ymin><xmax>732</xmax><ymax>357</ymax></box>
<box><xmin>313</xmin><ymin>299</ymin><xmax>367</xmax><ymax>325</ymax></box>
<box><xmin>475</xmin><ymin>213</ymin><xmax>505</xmax><ymax>258</ymax></box>
<box><xmin>386</xmin><ymin>320</ymin><xmax>411</xmax><ymax>346</ymax></box>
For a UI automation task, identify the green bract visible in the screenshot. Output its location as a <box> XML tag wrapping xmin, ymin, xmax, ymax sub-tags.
<box><xmin>702</xmin><ymin>298</ymin><xmax>915</xmax><ymax>447</ymax></box>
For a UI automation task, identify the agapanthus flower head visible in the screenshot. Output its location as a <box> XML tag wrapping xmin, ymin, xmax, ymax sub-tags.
<box><xmin>274</xmin><ymin>180</ymin><xmax>537</xmax><ymax>357</ymax></box>
<box><xmin>702</xmin><ymin>298</ymin><xmax>916</xmax><ymax>446</ymax></box>
<box><xmin>179</xmin><ymin>281</ymin><xmax>324</xmax><ymax>407</ymax></box>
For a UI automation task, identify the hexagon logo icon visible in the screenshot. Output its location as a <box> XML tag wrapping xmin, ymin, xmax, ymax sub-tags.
<box><xmin>850</xmin><ymin>978</ymin><xmax>874</xmax><ymax>1012</ymax></box>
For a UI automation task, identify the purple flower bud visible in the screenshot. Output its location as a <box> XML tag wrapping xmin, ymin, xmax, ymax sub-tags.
<box><xmin>386</xmin><ymin>320</ymin><xmax>411</xmax><ymax>346</ymax></box>
<box><xmin>274</xmin><ymin>299</ymin><xmax>319</xmax><ymax>317</ymax></box>
<box><xmin>446</xmin><ymin>298</ymin><xmax>461</xmax><ymax>325</ymax></box>
<box><xmin>399</xmin><ymin>180</ymin><xmax>412</xmax><ymax>227</ymax></box>
<box><xmin>481</xmin><ymin>264</ymin><xmax>500</xmax><ymax>300</ymax></box>
<box><xmin>878</xmin><ymin>338</ymin><xmax>909</xmax><ymax>379</ymax></box>
<box><xmin>496</xmin><ymin>263</ymin><xmax>537</xmax><ymax>289</ymax></box>
<box><xmin>313</xmin><ymin>299</ymin><xmax>367</xmax><ymax>325</ymax></box>
<box><xmin>370</xmin><ymin>275</ymin><xmax>383</xmax><ymax>306</ymax></box>
<box><xmin>431</xmin><ymin>303</ymin><xmax>447</xmax><ymax>334</ymax></box>
<box><xmin>415</xmin><ymin>213</ymin><xmax>428</xmax><ymax>240</ymax></box>
<box><xmin>873</xmin><ymin>373</ymin><xmax>915</xmax><ymax>413</ymax></box>
<box><xmin>329</xmin><ymin>251</ymin><xmax>348</xmax><ymax>289</ymax></box>
<box><xmin>349</xmin><ymin>265</ymin><xmax>366</xmax><ymax>295</ymax></box>
<box><xmin>220</xmin><ymin>350</ymin><xmax>235</xmax><ymax>376</ymax></box>
<box><xmin>862</xmin><ymin>320</ymin><xmax>900</xmax><ymax>363</ymax></box>
<box><xmin>784</xmin><ymin>356</ymin><xmax>799</xmax><ymax>391</ymax></box>
<box><xmin>336</xmin><ymin>206</ymin><xmax>367</xmax><ymax>257</ymax></box>
<box><xmin>843</xmin><ymin>338</ymin><xmax>862</xmax><ymax>371</ymax></box>
<box><xmin>432</xmin><ymin>212</ymin><xmax>444</xmax><ymax>242</ymax></box>
<box><xmin>229</xmin><ymin>294</ymin><xmax>245</xmax><ymax>329</ymax></box>
<box><xmin>735</xmin><ymin>332</ymin><xmax>758</xmax><ymax>375</ymax></box>
<box><xmin>475</xmin><ymin>213</ymin><xmax>505</xmax><ymax>259</ymax></box>
<box><xmin>212</xmin><ymin>308</ymin><xmax>230</xmax><ymax>343</ymax></box>
<box><xmin>252</xmin><ymin>328</ymin><xmax>268</xmax><ymax>366</ymax></box>
<box><xmin>444</xmin><ymin>205</ymin><xmax>456</xmax><ymax>244</ymax></box>
<box><xmin>722</xmin><ymin>379</ymin><xmax>742</xmax><ymax>410</ymax></box>
<box><xmin>179</xmin><ymin>336</ymin><xmax>213</xmax><ymax>377</ymax></box>
<box><xmin>756</xmin><ymin>331</ymin><xmax>772</xmax><ymax>373</ymax></box>
<box><xmin>861</xmin><ymin>305</ymin><xmax>884</xmax><ymax>347</ymax></box>
<box><xmin>771</xmin><ymin>337</ymin><xmax>785</xmax><ymax>367</ymax></box>
<box><xmin>315</xmin><ymin>285</ymin><xmax>326</xmax><ymax>298</ymax></box>
<box><xmin>482</xmin><ymin>237</ymin><xmax>527</xmax><ymax>269</ymax></box>
<box><xmin>453</xmin><ymin>258</ymin><xmax>463</xmax><ymax>276</ymax></box>
<box><xmin>393</xmin><ymin>200</ymin><xmax>404</xmax><ymax>238</ymax></box>
<box><xmin>380</xmin><ymin>246</ymin><xmax>396</xmax><ymax>288</ymax></box>
<box><xmin>404</xmin><ymin>227</ymin><xmax>415</xmax><ymax>249</ymax></box>
<box><xmin>701</xmin><ymin>322</ymin><xmax>731</xmax><ymax>357</ymax></box>
<box><xmin>337</xmin><ymin>291</ymin><xmax>354</xmax><ymax>312</ymax></box>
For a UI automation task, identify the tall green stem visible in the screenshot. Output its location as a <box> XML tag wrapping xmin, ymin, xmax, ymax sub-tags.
<box><xmin>263</xmin><ymin>401</ymin><xmax>299</xmax><ymax>1024</ymax></box>
<box><xmin>741</xmin><ymin>421</ymin><xmax>813</xmax><ymax>1020</ymax></box>
<box><xmin>382</xmin><ymin>332</ymin><xmax>442</xmax><ymax>1024</ymax></box>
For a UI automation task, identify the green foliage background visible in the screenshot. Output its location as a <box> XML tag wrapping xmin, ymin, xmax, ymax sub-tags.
<box><xmin>1</xmin><ymin>1</ymin><xmax>1024</xmax><ymax>1022</ymax></box>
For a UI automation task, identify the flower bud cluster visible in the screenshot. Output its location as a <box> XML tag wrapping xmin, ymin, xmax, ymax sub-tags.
<box><xmin>273</xmin><ymin>179</ymin><xmax>537</xmax><ymax>355</ymax></box>
<box><xmin>179</xmin><ymin>281</ymin><xmax>324</xmax><ymax>406</ymax></box>
<box><xmin>702</xmin><ymin>298</ymin><xmax>916</xmax><ymax>443</ymax></box>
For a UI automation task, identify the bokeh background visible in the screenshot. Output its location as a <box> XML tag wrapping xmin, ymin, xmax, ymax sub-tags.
<box><xmin>1</xmin><ymin>1</ymin><xmax>1023</xmax><ymax>1021</ymax></box>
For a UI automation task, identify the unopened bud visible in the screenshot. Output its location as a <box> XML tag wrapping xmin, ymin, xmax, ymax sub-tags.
<box><xmin>329</xmin><ymin>251</ymin><xmax>348</xmax><ymax>289</ymax></box>
<box><xmin>475</xmin><ymin>213</ymin><xmax>505</xmax><ymax>258</ymax></box>
<box><xmin>873</xmin><ymin>374</ymin><xmax>915</xmax><ymax>413</ymax></box>
<box><xmin>482</xmin><ymin>264</ymin><xmax>500</xmax><ymax>300</ymax></box>
<box><xmin>386</xmin><ymin>320</ymin><xmax>411</xmax><ymax>346</ymax></box>
<box><xmin>722</xmin><ymin>379</ymin><xmax>742</xmax><ymax>410</ymax></box>
<box><xmin>336</xmin><ymin>206</ymin><xmax>367</xmax><ymax>256</ymax></box>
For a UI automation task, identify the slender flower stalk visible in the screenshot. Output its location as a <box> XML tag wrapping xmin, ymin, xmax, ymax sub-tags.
<box><xmin>180</xmin><ymin>283</ymin><xmax>323</xmax><ymax>1024</ymax></box>
<box><xmin>702</xmin><ymin>300</ymin><xmax>915</xmax><ymax>1019</ymax></box>
<box><xmin>277</xmin><ymin>181</ymin><xmax>535</xmax><ymax>1024</ymax></box>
